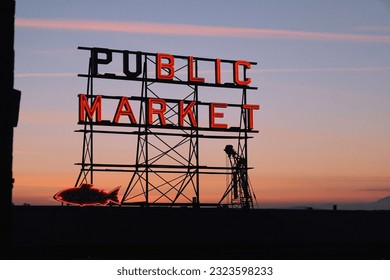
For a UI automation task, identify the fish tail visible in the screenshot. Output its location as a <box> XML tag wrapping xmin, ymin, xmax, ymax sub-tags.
<box><xmin>108</xmin><ymin>186</ymin><xmax>120</xmax><ymax>204</ymax></box>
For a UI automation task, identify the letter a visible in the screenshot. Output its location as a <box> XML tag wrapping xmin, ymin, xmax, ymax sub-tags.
<box><xmin>113</xmin><ymin>97</ymin><xmax>137</xmax><ymax>124</ymax></box>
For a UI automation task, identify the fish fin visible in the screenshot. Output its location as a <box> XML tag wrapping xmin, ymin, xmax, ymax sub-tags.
<box><xmin>108</xmin><ymin>186</ymin><xmax>121</xmax><ymax>204</ymax></box>
<box><xmin>80</xmin><ymin>183</ymin><xmax>93</xmax><ymax>189</ymax></box>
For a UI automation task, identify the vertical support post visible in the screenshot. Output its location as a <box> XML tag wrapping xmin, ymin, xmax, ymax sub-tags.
<box><xmin>194</xmin><ymin>60</ymin><xmax>200</xmax><ymax>206</ymax></box>
<box><xmin>75</xmin><ymin>57</ymin><xmax>94</xmax><ymax>187</ymax></box>
<box><xmin>236</xmin><ymin>65</ymin><xmax>252</xmax><ymax>208</ymax></box>
<box><xmin>243</xmin><ymin>68</ymin><xmax>250</xmax><ymax>208</ymax></box>
<box><xmin>243</xmin><ymin>67</ymin><xmax>249</xmax><ymax>193</ymax></box>
<box><xmin>88</xmin><ymin>60</ymin><xmax>94</xmax><ymax>184</ymax></box>
<box><xmin>144</xmin><ymin>58</ymin><xmax>149</xmax><ymax>206</ymax></box>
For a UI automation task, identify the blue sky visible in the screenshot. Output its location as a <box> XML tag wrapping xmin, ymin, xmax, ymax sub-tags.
<box><xmin>13</xmin><ymin>0</ymin><xmax>390</xmax><ymax>207</ymax></box>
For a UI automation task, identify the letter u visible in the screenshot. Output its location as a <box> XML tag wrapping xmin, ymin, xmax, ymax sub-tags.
<box><xmin>123</xmin><ymin>51</ymin><xmax>142</xmax><ymax>78</ymax></box>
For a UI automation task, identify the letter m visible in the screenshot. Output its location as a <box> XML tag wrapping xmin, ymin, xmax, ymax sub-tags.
<box><xmin>79</xmin><ymin>94</ymin><xmax>102</xmax><ymax>122</ymax></box>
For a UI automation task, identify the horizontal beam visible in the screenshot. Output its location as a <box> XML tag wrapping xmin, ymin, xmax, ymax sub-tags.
<box><xmin>76</xmin><ymin>163</ymin><xmax>253</xmax><ymax>170</ymax></box>
<box><xmin>82</xmin><ymin>168</ymin><xmax>234</xmax><ymax>175</ymax></box>
<box><xmin>78</xmin><ymin>74</ymin><xmax>258</xmax><ymax>90</ymax></box>
<box><xmin>120</xmin><ymin>202</ymin><xmax>229</xmax><ymax>207</ymax></box>
<box><xmin>82</xmin><ymin>94</ymin><xmax>254</xmax><ymax>108</ymax></box>
<box><xmin>77</xmin><ymin>121</ymin><xmax>259</xmax><ymax>133</ymax></box>
<box><xmin>74</xmin><ymin>129</ymin><xmax>256</xmax><ymax>139</ymax></box>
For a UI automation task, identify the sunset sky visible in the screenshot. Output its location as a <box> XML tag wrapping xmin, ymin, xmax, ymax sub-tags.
<box><xmin>13</xmin><ymin>0</ymin><xmax>390</xmax><ymax>208</ymax></box>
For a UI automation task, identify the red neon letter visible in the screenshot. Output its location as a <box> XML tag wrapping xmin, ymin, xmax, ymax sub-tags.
<box><xmin>243</xmin><ymin>104</ymin><xmax>260</xmax><ymax>129</ymax></box>
<box><xmin>179</xmin><ymin>101</ymin><xmax>197</xmax><ymax>127</ymax></box>
<box><xmin>156</xmin><ymin>53</ymin><xmax>174</xmax><ymax>80</ymax></box>
<box><xmin>233</xmin><ymin>60</ymin><xmax>252</xmax><ymax>86</ymax></box>
<box><xmin>209</xmin><ymin>103</ymin><xmax>228</xmax><ymax>129</ymax></box>
<box><xmin>215</xmin><ymin>58</ymin><xmax>221</xmax><ymax>84</ymax></box>
<box><xmin>188</xmin><ymin>56</ymin><xmax>205</xmax><ymax>83</ymax></box>
<box><xmin>79</xmin><ymin>94</ymin><xmax>102</xmax><ymax>122</ymax></box>
<box><xmin>113</xmin><ymin>96</ymin><xmax>137</xmax><ymax>124</ymax></box>
<box><xmin>148</xmin><ymin>98</ymin><xmax>167</xmax><ymax>125</ymax></box>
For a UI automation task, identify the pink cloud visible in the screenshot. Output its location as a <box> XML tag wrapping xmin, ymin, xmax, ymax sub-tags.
<box><xmin>16</xmin><ymin>18</ymin><xmax>390</xmax><ymax>43</ymax></box>
<box><xmin>356</xmin><ymin>26</ymin><xmax>390</xmax><ymax>32</ymax></box>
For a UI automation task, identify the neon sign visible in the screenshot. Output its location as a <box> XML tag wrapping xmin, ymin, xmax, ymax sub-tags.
<box><xmin>77</xmin><ymin>47</ymin><xmax>260</xmax><ymax>130</ymax></box>
<box><xmin>53</xmin><ymin>184</ymin><xmax>120</xmax><ymax>206</ymax></box>
<box><xmin>55</xmin><ymin>47</ymin><xmax>260</xmax><ymax>207</ymax></box>
<box><xmin>78</xmin><ymin>94</ymin><xmax>259</xmax><ymax>130</ymax></box>
<box><xmin>80</xmin><ymin>47</ymin><xmax>257</xmax><ymax>88</ymax></box>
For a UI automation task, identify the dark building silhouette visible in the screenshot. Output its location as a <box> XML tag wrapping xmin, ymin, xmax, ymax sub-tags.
<box><xmin>0</xmin><ymin>0</ymin><xmax>21</xmax><ymax>256</ymax></box>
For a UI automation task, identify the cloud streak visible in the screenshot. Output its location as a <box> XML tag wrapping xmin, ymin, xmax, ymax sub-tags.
<box><xmin>356</xmin><ymin>26</ymin><xmax>390</xmax><ymax>32</ymax></box>
<box><xmin>15</xmin><ymin>72</ymin><xmax>76</xmax><ymax>78</ymax></box>
<box><xmin>16</xmin><ymin>18</ymin><xmax>390</xmax><ymax>43</ymax></box>
<box><xmin>260</xmin><ymin>67</ymin><xmax>390</xmax><ymax>73</ymax></box>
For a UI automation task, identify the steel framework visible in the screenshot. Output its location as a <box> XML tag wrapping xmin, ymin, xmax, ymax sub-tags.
<box><xmin>75</xmin><ymin>47</ymin><xmax>258</xmax><ymax>208</ymax></box>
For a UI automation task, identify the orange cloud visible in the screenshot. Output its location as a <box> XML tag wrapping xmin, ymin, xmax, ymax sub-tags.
<box><xmin>15</xmin><ymin>18</ymin><xmax>390</xmax><ymax>43</ymax></box>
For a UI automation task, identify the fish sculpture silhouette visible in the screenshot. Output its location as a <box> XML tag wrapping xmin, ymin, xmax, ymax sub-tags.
<box><xmin>53</xmin><ymin>183</ymin><xmax>120</xmax><ymax>206</ymax></box>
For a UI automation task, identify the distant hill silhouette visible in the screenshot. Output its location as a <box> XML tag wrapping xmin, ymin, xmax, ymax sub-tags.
<box><xmin>295</xmin><ymin>195</ymin><xmax>390</xmax><ymax>210</ymax></box>
<box><xmin>371</xmin><ymin>195</ymin><xmax>390</xmax><ymax>209</ymax></box>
